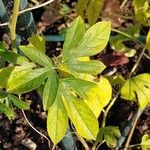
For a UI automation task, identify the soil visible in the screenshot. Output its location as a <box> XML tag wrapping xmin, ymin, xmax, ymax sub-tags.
<box><xmin>0</xmin><ymin>0</ymin><xmax>150</xmax><ymax>150</ymax></box>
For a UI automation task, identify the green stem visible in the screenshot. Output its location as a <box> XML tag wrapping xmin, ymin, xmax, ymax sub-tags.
<box><xmin>124</xmin><ymin>108</ymin><xmax>142</xmax><ymax>150</ymax></box>
<box><xmin>101</xmin><ymin>92</ymin><xmax>120</xmax><ymax>128</ymax></box>
<box><xmin>128</xmin><ymin>46</ymin><xmax>146</xmax><ymax>78</ymax></box>
<box><xmin>9</xmin><ymin>0</ymin><xmax>20</xmax><ymax>50</ymax></box>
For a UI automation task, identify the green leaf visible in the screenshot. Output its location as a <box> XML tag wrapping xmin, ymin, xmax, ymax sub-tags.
<box><xmin>47</xmin><ymin>91</ymin><xmax>68</xmax><ymax>144</ymax></box>
<box><xmin>63</xmin><ymin>76</ymin><xmax>112</xmax><ymax>117</ymax></box>
<box><xmin>121</xmin><ymin>73</ymin><xmax>150</xmax><ymax>109</ymax></box>
<box><xmin>110</xmin><ymin>25</ymin><xmax>140</xmax><ymax>57</ymax></box>
<box><xmin>0</xmin><ymin>102</ymin><xmax>14</xmax><ymax>119</ymax></box>
<box><xmin>146</xmin><ymin>30</ymin><xmax>150</xmax><ymax>51</ymax></box>
<box><xmin>133</xmin><ymin>0</ymin><xmax>150</xmax><ymax>26</ymax></box>
<box><xmin>141</xmin><ymin>134</ymin><xmax>150</xmax><ymax>150</ymax></box>
<box><xmin>0</xmin><ymin>48</ymin><xmax>29</xmax><ymax>64</ymax></box>
<box><xmin>74</xmin><ymin>21</ymin><xmax>111</xmax><ymax>57</ymax></box>
<box><xmin>8</xmin><ymin>94</ymin><xmax>29</xmax><ymax>110</ymax></box>
<box><xmin>0</xmin><ymin>90</ymin><xmax>8</xmax><ymax>99</ymax></box>
<box><xmin>0</xmin><ymin>66</ymin><xmax>15</xmax><ymax>88</ymax></box>
<box><xmin>43</xmin><ymin>70</ymin><xmax>59</xmax><ymax>110</ymax></box>
<box><xmin>87</xmin><ymin>0</ymin><xmax>104</xmax><ymax>25</ymax></box>
<box><xmin>97</xmin><ymin>126</ymin><xmax>121</xmax><ymax>148</ymax></box>
<box><xmin>62</xmin><ymin>16</ymin><xmax>85</xmax><ymax>61</ymax></box>
<box><xmin>68</xmin><ymin>59</ymin><xmax>106</xmax><ymax>75</ymax></box>
<box><xmin>62</xmin><ymin>91</ymin><xmax>99</xmax><ymax>140</ymax></box>
<box><xmin>76</xmin><ymin>0</ymin><xmax>90</xmax><ymax>17</ymax></box>
<box><xmin>7</xmin><ymin>68</ymin><xmax>49</xmax><ymax>94</ymax></box>
<box><xmin>19</xmin><ymin>45</ymin><xmax>53</xmax><ymax>68</ymax></box>
<box><xmin>29</xmin><ymin>34</ymin><xmax>46</xmax><ymax>53</ymax></box>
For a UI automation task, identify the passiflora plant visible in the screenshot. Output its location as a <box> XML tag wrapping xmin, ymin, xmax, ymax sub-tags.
<box><xmin>0</xmin><ymin>16</ymin><xmax>114</xmax><ymax>144</ymax></box>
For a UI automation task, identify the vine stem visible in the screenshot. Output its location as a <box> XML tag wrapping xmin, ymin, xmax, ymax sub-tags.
<box><xmin>21</xmin><ymin>109</ymin><xmax>51</xmax><ymax>149</ymax></box>
<box><xmin>101</xmin><ymin>92</ymin><xmax>120</xmax><ymax>128</ymax></box>
<box><xmin>124</xmin><ymin>109</ymin><xmax>142</xmax><ymax>150</ymax></box>
<box><xmin>128</xmin><ymin>46</ymin><xmax>146</xmax><ymax>78</ymax></box>
<box><xmin>9</xmin><ymin>0</ymin><xmax>20</xmax><ymax>50</ymax></box>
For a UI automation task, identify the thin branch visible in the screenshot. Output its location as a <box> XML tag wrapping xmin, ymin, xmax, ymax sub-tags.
<box><xmin>0</xmin><ymin>22</ymin><xmax>9</xmax><ymax>27</ymax></box>
<box><xmin>144</xmin><ymin>53</ymin><xmax>150</xmax><ymax>61</ymax></box>
<box><xmin>120</xmin><ymin>0</ymin><xmax>128</xmax><ymax>9</ymax></box>
<box><xmin>9</xmin><ymin>0</ymin><xmax>20</xmax><ymax>50</ymax></box>
<box><xmin>124</xmin><ymin>109</ymin><xmax>142</xmax><ymax>150</ymax></box>
<box><xmin>21</xmin><ymin>109</ymin><xmax>51</xmax><ymax>149</ymax></box>
<box><xmin>0</xmin><ymin>0</ymin><xmax>54</xmax><ymax>27</ymax></box>
<box><xmin>18</xmin><ymin>0</ymin><xmax>54</xmax><ymax>15</ymax></box>
<box><xmin>129</xmin><ymin>46</ymin><xmax>146</xmax><ymax>78</ymax></box>
<box><xmin>102</xmin><ymin>92</ymin><xmax>120</xmax><ymax>128</ymax></box>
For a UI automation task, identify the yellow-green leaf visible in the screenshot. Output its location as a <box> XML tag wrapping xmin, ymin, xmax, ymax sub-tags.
<box><xmin>76</xmin><ymin>0</ymin><xmax>90</xmax><ymax>17</ymax></box>
<box><xmin>43</xmin><ymin>70</ymin><xmax>59</xmax><ymax>110</ymax></box>
<box><xmin>29</xmin><ymin>34</ymin><xmax>46</xmax><ymax>53</ymax></box>
<box><xmin>8</xmin><ymin>94</ymin><xmax>29</xmax><ymax>110</ymax></box>
<box><xmin>68</xmin><ymin>59</ymin><xmax>106</xmax><ymax>75</ymax></box>
<box><xmin>62</xmin><ymin>93</ymin><xmax>99</xmax><ymax>140</ymax></box>
<box><xmin>62</xmin><ymin>16</ymin><xmax>85</xmax><ymax>61</ymax></box>
<box><xmin>19</xmin><ymin>46</ymin><xmax>53</xmax><ymax>68</ymax></box>
<box><xmin>87</xmin><ymin>0</ymin><xmax>104</xmax><ymax>25</ymax></box>
<box><xmin>141</xmin><ymin>134</ymin><xmax>150</xmax><ymax>150</ymax></box>
<box><xmin>47</xmin><ymin>92</ymin><xmax>68</xmax><ymax>144</ymax></box>
<box><xmin>7</xmin><ymin>68</ymin><xmax>49</xmax><ymax>94</ymax></box>
<box><xmin>121</xmin><ymin>73</ymin><xmax>150</xmax><ymax>109</ymax></box>
<box><xmin>74</xmin><ymin>21</ymin><xmax>111</xmax><ymax>57</ymax></box>
<box><xmin>133</xmin><ymin>0</ymin><xmax>150</xmax><ymax>26</ymax></box>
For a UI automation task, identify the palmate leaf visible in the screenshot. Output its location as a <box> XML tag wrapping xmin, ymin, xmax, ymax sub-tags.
<box><xmin>61</xmin><ymin>17</ymin><xmax>111</xmax><ymax>75</ymax></box>
<box><xmin>63</xmin><ymin>77</ymin><xmax>112</xmax><ymax>117</ymax></box>
<box><xmin>133</xmin><ymin>0</ymin><xmax>150</xmax><ymax>26</ymax></box>
<box><xmin>121</xmin><ymin>73</ymin><xmax>150</xmax><ymax>109</ymax></box>
<box><xmin>141</xmin><ymin>134</ymin><xmax>150</xmax><ymax>150</ymax></box>
<box><xmin>97</xmin><ymin>126</ymin><xmax>121</xmax><ymax>148</ymax></box>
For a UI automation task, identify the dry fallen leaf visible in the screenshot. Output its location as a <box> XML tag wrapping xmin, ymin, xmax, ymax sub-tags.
<box><xmin>101</xmin><ymin>0</ymin><xmax>124</xmax><ymax>28</ymax></box>
<box><xmin>100</xmin><ymin>51</ymin><xmax>129</xmax><ymax>66</ymax></box>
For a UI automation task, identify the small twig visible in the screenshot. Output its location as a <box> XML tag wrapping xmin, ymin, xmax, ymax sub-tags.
<box><xmin>129</xmin><ymin>46</ymin><xmax>146</xmax><ymax>78</ymax></box>
<box><xmin>124</xmin><ymin>143</ymin><xmax>141</xmax><ymax>149</ymax></box>
<box><xmin>18</xmin><ymin>0</ymin><xmax>54</xmax><ymax>15</ymax></box>
<box><xmin>124</xmin><ymin>109</ymin><xmax>142</xmax><ymax>150</ymax></box>
<box><xmin>0</xmin><ymin>22</ymin><xmax>9</xmax><ymax>27</ymax></box>
<box><xmin>96</xmin><ymin>140</ymin><xmax>105</xmax><ymax>150</ymax></box>
<box><xmin>120</xmin><ymin>0</ymin><xmax>128</xmax><ymax>9</ymax></box>
<box><xmin>21</xmin><ymin>109</ymin><xmax>51</xmax><ymax>149</ymax></box>
<box><xmin>144</xmin><ymin>53</ymin><xmax>150</xmax><ymax>61</ymax></box>
<box><xmin>29</xmin><ymin>0</ymin><xmax>40</xmax><ymax>5</ymax></box>
<box><xmin>102</xmin><ymin>92</ymin><xmax>120</xmax><ymax>128</ymax></box>
<box><xmin>0</xmin><ymin>0</ymin><xmax>54</xmax><ymax>27</ymax></box>
<box><xmin>76</xmin><ymin>133</ymin><xmax>90</xmax><ymax>150</ymax></box>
